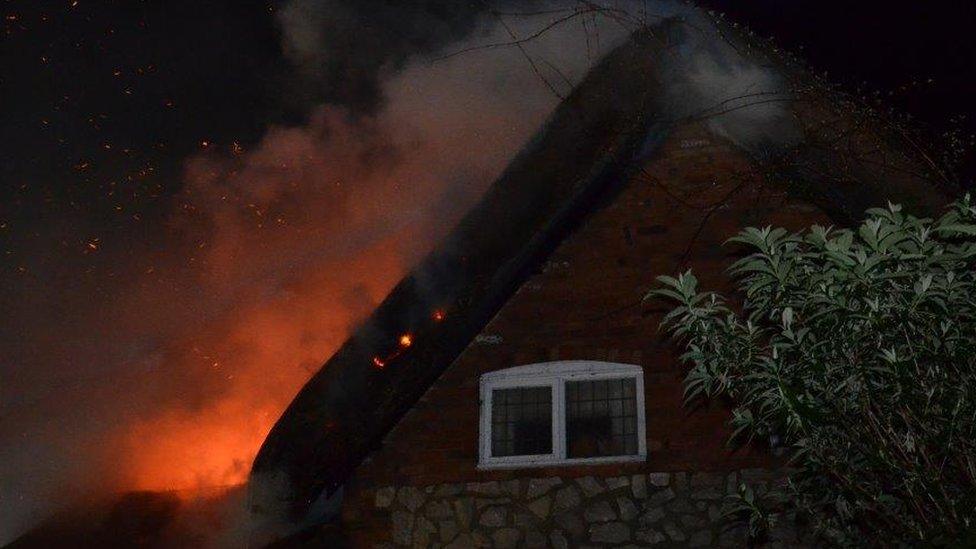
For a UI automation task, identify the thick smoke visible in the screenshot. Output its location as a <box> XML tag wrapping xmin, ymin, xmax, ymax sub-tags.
<box><xmin>654</xmin><ymin>8</ymin><xmax>800</xmax><ymax>151</ymax></box>
<box><xmin>0</xmin><ymin>1</ymin><xmax>798</xmax><ymax>545</ymax></box>
<box><xmin>276</xmin><ymin>0</ymin><xmax>491</xmax><ymax>113</ymax></box>
<box><xmin>0</xmin><ymin>2</ymin><xmax>632</xmax><ymax>544</ymax></box>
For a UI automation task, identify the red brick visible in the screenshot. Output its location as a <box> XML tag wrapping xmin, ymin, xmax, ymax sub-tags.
<box><xmin>341</xmin><ymin>124</ymin><xmax>830</xmax><ymax>543</ymax></box>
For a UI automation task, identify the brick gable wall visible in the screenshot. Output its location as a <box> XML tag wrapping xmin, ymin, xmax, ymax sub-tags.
<box><xmin>338</xmin><ymin>122</ymin><xmax>828</xmax><ymax>546</ymax></box>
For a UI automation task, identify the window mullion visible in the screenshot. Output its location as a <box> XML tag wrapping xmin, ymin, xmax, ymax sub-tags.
<box><xmin>554</xmin><ymin>378</ymin><xmax>565</xmax><ymax>460</ymax></box>
<box><xmin>480</xmin><ymin>381</ymin><xmax>492</xmax><ymax>462</ymax></box>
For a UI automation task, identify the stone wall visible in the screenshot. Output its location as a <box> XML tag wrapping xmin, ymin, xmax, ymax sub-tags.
<box><xmin>365</xmin><ymin>470</ymin><xmax>806</xmax><ymax>548</ymax></box>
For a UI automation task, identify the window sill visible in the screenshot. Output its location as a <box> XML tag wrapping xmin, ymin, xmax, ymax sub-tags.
<box><xmin>477</xmin><ymin>453</ymin><xmax>646</xmax><ymax>471</ymax></box>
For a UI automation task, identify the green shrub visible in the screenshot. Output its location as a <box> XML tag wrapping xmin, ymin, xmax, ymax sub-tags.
<box><xmin>652</xmin><ymin>197</ymin><xmax>976</xmax><ymax>546</ymax></box>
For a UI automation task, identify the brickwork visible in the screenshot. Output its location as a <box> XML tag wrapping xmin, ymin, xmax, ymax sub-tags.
<box><xmin>339</xmin><ymin>123</ymin><xmax>830</xmax><ymax>546</ymax></box>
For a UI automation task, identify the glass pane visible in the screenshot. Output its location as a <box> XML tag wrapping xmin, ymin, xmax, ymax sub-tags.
<box><xmin>491</xmin><ymin>386</ymin><xmax>553</xmax><ymax>457</ymax></box>
<box><xmin>566</xmin><ymin>378</ymin><xmax>639</xmax><ymax>458</ymax></box>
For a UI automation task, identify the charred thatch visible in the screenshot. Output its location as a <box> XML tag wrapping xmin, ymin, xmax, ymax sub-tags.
<box><xmin>251</xmin><ymin>23</ymin><xmax>677</xmax><ymax>521</ymax></box>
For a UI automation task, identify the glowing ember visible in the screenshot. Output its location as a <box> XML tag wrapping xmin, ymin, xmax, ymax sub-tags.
<box><xmin>372</xmin><ymin>357</ymin><xmax>385</xmax><ymax>369</ymax></box>
<box><xmin>432</xmin><ymin>309</ymin><xmax>446</xmax><ymax>322</ymax></box>
<box><xmin>399</xmin><ymin>333</ymin><xmax>413</xmax><ymax>348</ymax></box>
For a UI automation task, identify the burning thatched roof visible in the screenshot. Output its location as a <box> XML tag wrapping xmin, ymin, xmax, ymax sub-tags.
<box><xmin>250</xmin><ymin>13</ymin><xmax>955</xmax><ymax>524</ymax></box>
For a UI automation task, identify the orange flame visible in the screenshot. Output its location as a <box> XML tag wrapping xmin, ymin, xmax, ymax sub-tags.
<box><xmin>79</xmin><ymin>54</ymin><xmax>552</xmax><ymax>497</ymax></box>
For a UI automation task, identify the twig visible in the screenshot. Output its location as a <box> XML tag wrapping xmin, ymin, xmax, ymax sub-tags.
<box><xmin>433</xmin><ymin>6</ymin><xmax>612</xmax><ymax>63</ymax></box>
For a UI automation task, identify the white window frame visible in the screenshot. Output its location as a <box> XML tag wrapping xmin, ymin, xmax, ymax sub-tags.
<box><xmin>478</xmin><ymin>361</ymin><xmax>646</xmax><ymax>470</ymax></box>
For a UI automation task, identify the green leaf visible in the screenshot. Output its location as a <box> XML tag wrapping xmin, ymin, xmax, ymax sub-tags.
<box><xmin>653</xmin><ymin>197</ymin><xmax>976</xmax><ymax>545</ymax></box>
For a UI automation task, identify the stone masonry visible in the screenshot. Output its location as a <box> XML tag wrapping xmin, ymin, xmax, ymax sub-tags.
<box><xmin>368</xmin><ymin>470</ymin><xmax>807</xmax><ymax>548</ymax></box>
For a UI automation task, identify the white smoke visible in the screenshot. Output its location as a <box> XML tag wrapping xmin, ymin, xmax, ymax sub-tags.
<box><xmin>656</xmin><ymin>6</ymin><xmax>801</xmax><ymax>150</ymax></box>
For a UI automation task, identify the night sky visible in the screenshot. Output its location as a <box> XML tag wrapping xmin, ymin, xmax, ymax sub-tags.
<box><xmin>1</xmin><ymin>0</ymin><xmax>283</xmax><ymax>433</ymax></box>
<box><xmin>3</xmin><ymin>0</ymin><xmax>974</xmax><ymax>287</ymax></box>
<box><xmin>2</xmin><ymin>2</ymin><xmax>287</xmax><ymax>346</ymax></box>
<box><xmin>1</xmin><ymin>0</ymin><xmax>975</xmax><ymax>543</ymax></box>
<box><xmin>705</xmin><ymin>0</ymin><xmax>976</xmax><ymax>181</ymax></box>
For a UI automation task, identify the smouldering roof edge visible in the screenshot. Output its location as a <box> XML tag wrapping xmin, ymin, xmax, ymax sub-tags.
<box><xmin>250</xmin><ymin>23</ymin><xmax>680</xmax><ymax>521</ymax></box>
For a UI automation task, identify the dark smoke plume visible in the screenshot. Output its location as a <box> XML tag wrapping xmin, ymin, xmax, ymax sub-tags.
<box><xmin>277</xmin><ymin>0</ymin><xmax>498</xmax><ymax>112</ymax></box>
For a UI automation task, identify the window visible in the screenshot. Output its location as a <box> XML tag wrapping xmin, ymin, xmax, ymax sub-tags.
<box><xmin>566</xmin><ymin>377</ymin><xmax>639</xmax><ymax>458</ymax></box>
<box><xmin>478</xmin><ymin>361</ymin><xmax>646</xmax><ymax>469</ymax></box>
<box><xmin>491</xmin><ymin>386</ymin><xmax>552</xmax><ymax>456</ymax></box>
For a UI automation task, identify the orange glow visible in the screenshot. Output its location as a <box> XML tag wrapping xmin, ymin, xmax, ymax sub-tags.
<box><xmin>0</xmin><ymin>33</ymin><xmax>582</xmax><ymax>539</ymax></box>
<box><xmin>432</xmin><ymin>309</ymin><xmax>446</xmax><ymax>322</ymax></box>
<box><xmin>113</xmin><ymin>232</ymin><xmax>409</xmax><ymax>493</ymax></box>
<box><xmin>54</xmin><ymin>74</ymin><xmax>545</xmax><ymax>499</ymax></box>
